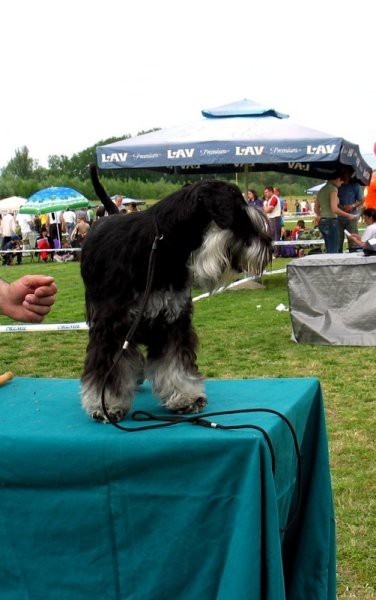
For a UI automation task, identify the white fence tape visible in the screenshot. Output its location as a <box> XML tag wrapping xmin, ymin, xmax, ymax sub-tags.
<box><xmin>0</xmin><ymin>248</ymin><xmax>82</xmax><ymax>254</ymax></box>
<box><xmin>0</xmin><ymin>268</ymin><xmax>288</xmax><ymax>332</ymax></box>
<box><xmin>0</xmin><ymin>322</ymin><xmax>89</xmax><ymax>332</ymax></box>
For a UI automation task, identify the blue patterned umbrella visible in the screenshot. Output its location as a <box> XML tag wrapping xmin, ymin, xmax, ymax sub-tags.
<box><xmin>19</xmin><ymin>186</ymin><xmax>89</xmax><ymax>215</ymax></box>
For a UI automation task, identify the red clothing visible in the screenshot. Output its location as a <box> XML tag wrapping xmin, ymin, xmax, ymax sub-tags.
<box><xmin>268</xmin><ymin>195</ymin><xmax>279</xmax><ymax>208</ymax></box>
<box><xmin>37</xmin><ymin>238</ymin><xmax>50</xmax><ymax>261</ymax></box>
<box><xmin>291</xmin><ymin>226</ymin><xmax>304</xmax><ymax>240</ymax></box>
<box><xmin>364</xmin><ymin>172</ymin><xmax>376</xmax><ymax>209</ymax></box>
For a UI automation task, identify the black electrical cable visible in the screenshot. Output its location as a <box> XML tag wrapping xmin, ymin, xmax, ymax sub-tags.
<box><xmin>130</xmin><ymin>407</ymin><xmax>302</xmax><ymax>532</ymax></box>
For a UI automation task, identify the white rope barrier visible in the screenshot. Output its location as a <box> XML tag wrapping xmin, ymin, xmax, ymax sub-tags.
<box><xmin>0</xmin><ymin>268</ymin><xmax>289</xmax><ymax>332</ymax></box>
<box><xmin>0</xmin><ymin>241</ymin><xmax>324</xmax><ymax>254</ymax></box>
<box><xmin>273</xmin><ymin>239</ymin><xmax>324</xmax><ymax>246</ymax></box>
<box><xmin>0</xmin><ymin>322</ymin><xmax>89</xmax><ymax>332</ymax></box>
<box><xmin>0</xmin><ymin>239</ymin><xmax>326</xmax><ymax>333</ymax></box>
<box><xmin>0</xmin><ymin>247</ymin><xmax>82</xmax><ymax>254</ymax></box>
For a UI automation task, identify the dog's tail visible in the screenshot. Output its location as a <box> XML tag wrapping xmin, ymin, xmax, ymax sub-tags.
<box><xmin>89</xmin><ymin>164</ymin><xmax>119</xmax><ymax>214</ymax></box>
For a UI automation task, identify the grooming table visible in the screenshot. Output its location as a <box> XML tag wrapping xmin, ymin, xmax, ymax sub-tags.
<box><xmin>0</xmin><ymin>377</ymin><xmax>335</xmax><ymax>599</ymax></box>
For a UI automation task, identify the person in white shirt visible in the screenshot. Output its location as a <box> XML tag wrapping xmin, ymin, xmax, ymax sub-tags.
<box><xmin>16</xmin><ymin>212</ymin><xmax>34</xmax><ymax>243</ymax></box>
<box><xmin>1</xmin><ymin>212</ymin><xmax>17</xmax><ymax>249</ymax></box>
<box><xmin>348</xmin><ymin>208</ymin><xmax>376</xmax><ymax>248</ymax></box>
<box><xmin>63</xmin><ymin>209</ymin><xmax>76</xmax><ymax>238</ymax></box>
<box><xmin>263</xmin><ymin>186</ymin><xmax>282</xmax><ymax>258</ymax></box>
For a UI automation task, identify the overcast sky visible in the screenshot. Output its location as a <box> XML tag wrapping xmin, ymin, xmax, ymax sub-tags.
<box><xmin>1</xmin><ymin>0</ymin><xmax>375</xmax><ymax>169</ymax></box>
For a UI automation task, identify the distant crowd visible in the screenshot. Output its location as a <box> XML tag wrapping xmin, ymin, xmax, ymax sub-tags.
<box><xmin>0</xmin><ymin>196</ymin><xmax>141</xmax><ymax>266</ymax></box>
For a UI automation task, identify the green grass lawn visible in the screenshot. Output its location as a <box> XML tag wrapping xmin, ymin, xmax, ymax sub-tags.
<box><xmin>0</xmin><ymin>257</ymin><xmax>375</xmax><ymax>598</ymax></box>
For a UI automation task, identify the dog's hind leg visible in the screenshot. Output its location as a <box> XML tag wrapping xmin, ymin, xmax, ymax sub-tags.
<box><xmin>146</xmin><ymin>317</ymin><xmax>207</xmax><ymax>414</ymax></box>
<box><xmin>81</xmin><ymin>324</ymin><xmax>144</xmax><ymax>422</ymax></box>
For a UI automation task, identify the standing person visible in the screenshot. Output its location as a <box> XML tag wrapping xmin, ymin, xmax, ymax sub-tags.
<box><xmin>1</xmin><ymin>211</ymin><xmax>17</xmax><ymax>249</ymax></box>
<box><xmin>87</xmin><ymin>206</ymin><xmax>95</xmax><ymax>225</ymax></box>
<box><xmin>40</xmin><ymin>212</ymin><xmax>49</xmax><ymax>231</ymax></box>
<box><xmin>63</xmin><ymin>209</ymin><xmax>76</xmax><ymax>239</ymax></box>
<box><xmin>48</xmin><ymin>211</ymin><xmax>65</xmax><ymax>245</ymax></box>
<box><xmin>247</xmin><ymin>189</ymin><xmax>264</xmax><ymax>209</ymax></box>
<box><xmin>273</xmin><ymin>187</ymin><xmax>285</xmax><ymax>213</ymax></box>
<box><xmin>274</xmin><ymin>186</ymin><xmax>286</xmax><ymax>238</ymax></box>
<box><xmin>34</xmin><ymin>214</ymin><xmax>42</xmax><ymax>235</ymax></box>
<box><xmin>364</xmin><ymin>171</ymin><xmax>376</xmax><ymax>209</ymax></box>
<box><xmin>16</xmin><ymin>212</ymin><xmax>34</xmax><ymax>245</ymax></box>
<box><xmin>315</xmin><ymin>173</ymin><xmax>357</xmax><ymax>253</ymax></box>
<box><xmin>70</xmin><ymin>213</ymin><xmax>90</xmax><ymax>259</ymax></box>
<box><xmin>264</xmin><ymin>186</ymin><xmax>282</xmax><ymax>258</ymax></box>
<box><xmin>337</xmin><ymin>174</ymin><xmax>363</xmax><ymax>252</ymax></box>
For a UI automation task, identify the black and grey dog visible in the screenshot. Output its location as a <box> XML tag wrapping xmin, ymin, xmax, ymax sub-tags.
<box><xmin>80</xmin><ymin>165</ymin><xmax>272</xmax><ymax>422</ymax></box>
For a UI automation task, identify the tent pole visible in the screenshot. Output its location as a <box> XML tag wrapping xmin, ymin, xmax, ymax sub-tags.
<box><xmin>244</xmin><ymin>164</ymin><xmax>249</xmax><ymax>198</ymax></box>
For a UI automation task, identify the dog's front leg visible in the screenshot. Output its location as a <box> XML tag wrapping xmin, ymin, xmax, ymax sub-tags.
<box><xmin>81</xmin><ymin>328</ymin><xmax>144</xmax><ymax>422</ymax></box>
<box><xmin>146</xmin><ymin>318</ymin><xmax>207</xmax><ymax>414</ymax></box>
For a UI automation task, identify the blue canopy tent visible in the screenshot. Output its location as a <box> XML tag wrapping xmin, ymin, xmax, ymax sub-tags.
<box><xmin>96</xmin><ymin>99</ymin><xmax>372</xmax><ymax>186</ymax></box>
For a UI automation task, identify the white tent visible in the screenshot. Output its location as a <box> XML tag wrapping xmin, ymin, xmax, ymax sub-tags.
<box><xmin>0</xmin><ymin>196</ymin><xmax>27</xmax><ymax>212</ymax></box>
<box><xmin>305</xmin><ymin>183</ymin><xmax>326</xmax><ymax>195</ymax></box>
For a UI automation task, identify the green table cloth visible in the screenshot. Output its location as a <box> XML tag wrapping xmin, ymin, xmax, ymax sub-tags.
<box><xmin>0</xmin><ymin>377</ymin><xmax>335</xmax><ymax>599</ymax></box>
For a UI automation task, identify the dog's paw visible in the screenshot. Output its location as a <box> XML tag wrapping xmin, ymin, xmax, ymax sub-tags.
<box><xmin>165</xmin><ymin>394</ymin><xmax>207</xmax><ymax>414</ymax></box>
<box><xmin>91</xmin><ymin>407</ymin><xmax>126</xmax><ymax>423</ymax></box>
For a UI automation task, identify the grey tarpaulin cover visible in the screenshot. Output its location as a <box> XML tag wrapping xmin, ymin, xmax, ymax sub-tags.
<box><xmin>287</xmin><ymin>253</ymin><xmax>376</xmax><ymax>345</ymax></box>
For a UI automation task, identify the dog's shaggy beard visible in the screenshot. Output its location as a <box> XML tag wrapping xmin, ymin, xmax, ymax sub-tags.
<box><xmin>192</xmin><ymin>209</ymin><xmax>271</xmax><ymax>291</ymax></box>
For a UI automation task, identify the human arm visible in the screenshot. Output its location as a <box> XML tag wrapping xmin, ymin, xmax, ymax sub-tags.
<box><xmin>70</xmin><ymin>224</ymin><xmax>78</xmax><ymax>241</ymax></box>
<box><xmin>60</xmin><ymin>213</ymin><xmax>66</xmax><ymax>233</ymax></box>
<box><xmin>348</xmin><ymin>233</ymin><xmax>362</xmax><ymax>242</ymax></box>
<box><xmin>342</xmin><ymin>200</ymin><xmax>364</xmax><ymax>213</ymax></box>
<box><xmin>347</xmin><ymin>235</ymin><xmax>365</xmax><ymax>247</ymax></box>
<box><xmin>314</xmin><ymin>198</ymin><xmax>321</xmax><ymax>217</ymax></box>
<box><xmin>330</xmin><ymin>192</ymin><xmax>357</xmax><ymax>219</ymax></box>
<box><xmin>0</xmin><ymin>276</ymin><xmax>57</xmax><ymax>322</ymax></box>
<box><xmin>342</xmin><ymin>185</ymin><xmax>364</xmax><ymax>213</ymax></box>
<box><xmin>347</xmin><ymin>233</ymin><xmax>364</xmax><ymax>247</ymax></box>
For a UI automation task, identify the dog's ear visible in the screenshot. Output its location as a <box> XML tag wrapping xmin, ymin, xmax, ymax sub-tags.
<box><xmin>197</xmin><ymin>182</ymin><xmax>240</xmax><ymax>229</ymax></box>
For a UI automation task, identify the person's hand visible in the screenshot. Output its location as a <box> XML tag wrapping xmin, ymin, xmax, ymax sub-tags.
<box><xmin>349</xmin><ymin>233</ymin><xmax>361</xmax><ymax>241</ymax></box>
<box><xmin>0</xmin><ymin>275</ymin><xmax>57</xmax><ymax>323</ymax></box>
